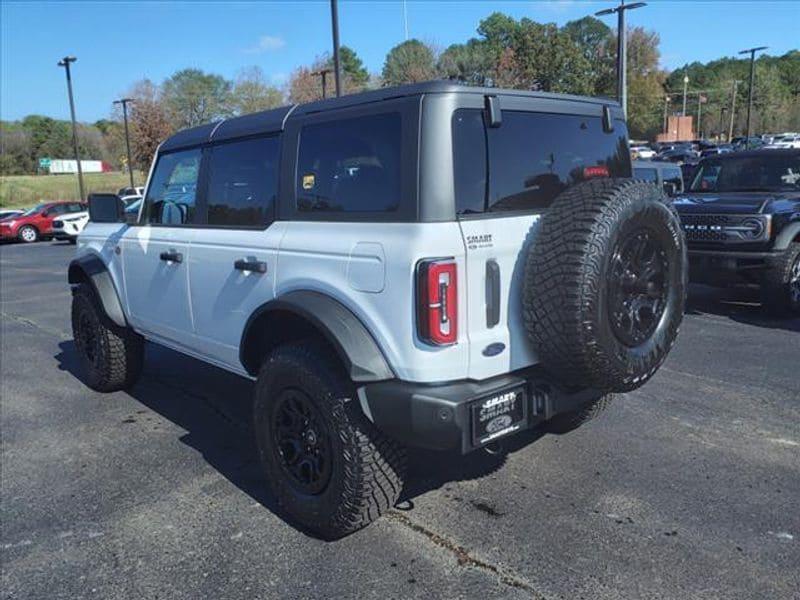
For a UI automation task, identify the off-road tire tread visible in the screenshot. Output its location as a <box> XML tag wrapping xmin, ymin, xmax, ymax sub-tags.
<box><xmin>255</xmin><ymin>342</ymin><xmax>406</xmax><ymax>539</ymax></box>
<box><xmin>761</xmin><ymin>243</ymin><xmax>800</xmax><ymax>316</ymax></box>
<box><xmin>71</xmin><ymin>283</ymin><xmax>143</xmax><ymax>392</ymax></box>
<box><xmin>522</xmin><ymin>178</ymin><xmax>686</xmax><ymax>392</ymax></box>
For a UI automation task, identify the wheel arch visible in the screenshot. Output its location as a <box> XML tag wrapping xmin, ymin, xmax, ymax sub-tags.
<box><xmin>68</xmin><ymin>254</ymin><xmax>127</xmax><ymax>328</ymax></box>
<box><xmin>239</xmin><ymin>290</ymin><xmax>395</xmax><ymax>383</ymax></box>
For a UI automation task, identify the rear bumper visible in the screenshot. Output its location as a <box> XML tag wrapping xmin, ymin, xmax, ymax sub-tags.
<box><xmin>359</xmin><ymin>368</ymin><xmax>601</xmax><ymax>454</ymax></box>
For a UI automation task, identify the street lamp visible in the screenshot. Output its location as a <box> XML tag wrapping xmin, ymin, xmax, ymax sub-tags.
<box><xmin>330</xmin><ymin>0</ymin><xmax>342</xmax><ymax>97</ymax></box>
<box><xmin>739</xmin><ymin>46</ymin><xmax>768</xmax><ymax>148</ymax></box>
<box><xmin>57</xmin><ymin>55</ymin><xmax>85</xmax><ymax>202</ymax></box>
<box><xmin>595</xmin><ymin>1</ymin><xmax>647</xmax><ymax>118</ymax></box>
<box><xmin>113</xmin><ymin>98</ymin><xmax>136</xmax><ymax>189</ymax></box>
<box><xmin>682</xmin><ymin>75</ymin><xmax>689</xmax><ymax>116</ymax></box>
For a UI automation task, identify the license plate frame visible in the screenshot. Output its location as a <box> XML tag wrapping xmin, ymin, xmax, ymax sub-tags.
<box><xmin>471</xmin><ymin>385</ymin><xmax>527</xmax><ymax>447</ymax></box>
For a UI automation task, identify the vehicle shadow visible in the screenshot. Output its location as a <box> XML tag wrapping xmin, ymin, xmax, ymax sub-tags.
<box><xmin>685</xmin><ymin>283</ymin><xmax>800</xmax><ymax>333</ymax></box>
<box><xmin>55</xmin><ymin>340</ymin><xmax>548</xmax><ymax>538</ymax></box>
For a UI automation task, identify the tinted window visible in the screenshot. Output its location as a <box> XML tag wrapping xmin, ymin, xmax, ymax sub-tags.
<box><xmin>452</xmin><ymin>110</ymin><xmax>631</xmax><ymax>214</ymax></box>
<box><xmin>297</xmin><ymin>112</ymin><xmax>401</xmax><ymax>213</ymax></box>
<box><xmin>663</xmin><ymin>168</ymin><xmax>683</xmax><ymax>194</ymax></box>
<box><xmin>145</xmin><ymin>148</ymin><xmax>202</xmax><ymax>225</ymax></box>
<box><xmin>453</xmin><ymin>110</ymin><xmax>487</xmax><ymax>215</ymax></box>
<box><xmin>689</xmin><ymin>155</ymin><xmax>800</xmax><ymax>192</ymax></box>
<box><xmin>634</xmin><ymin>167</ymin><xmax>658</xmax><ymax>182</ymax></box>
<box><xmin>206</xmin><ymin>136</ymin><xmax>280</xmax><ymax>227</ymax></box>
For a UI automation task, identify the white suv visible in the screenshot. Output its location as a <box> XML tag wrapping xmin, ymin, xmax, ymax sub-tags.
<box><xmin>52</xmin><ymin>210</ymin><xmax>90</xmax><ymax>244</ymax></box>
<box><xmin>69</xmin><ymin>82</ymin><xmax>687</xmax><ymax>538</ymax></box>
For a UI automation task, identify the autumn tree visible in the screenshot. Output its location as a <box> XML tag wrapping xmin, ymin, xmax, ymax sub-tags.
<box><xmin>126</xmin><ymin>79</ymin><xmax>173</xmax><ymax>172</ymax></box>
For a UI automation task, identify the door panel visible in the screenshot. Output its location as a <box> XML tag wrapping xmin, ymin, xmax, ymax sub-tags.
<box><xmin>188</xmin><ymin>224</ymin><xmax>285</xmax><ymax>368</ymax></box>
<box><xmin>121</xmin><ymin>226</ymin><xmax>194</xmax><ymax>341</ymax></box>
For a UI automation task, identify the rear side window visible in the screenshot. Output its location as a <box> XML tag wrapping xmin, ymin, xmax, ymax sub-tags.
<box><xmin>296</xmin><ymin>112</ymin><xmax>401</xmax><ymax>213</ymax></box>
<box><xmin>206</xmin><ymin>136</ymin><xmax>280</xmax><ymax>227</ymax></box>
<box><xmin>453</xmin><ymin>109</ymin><xmax>631</xmax><ymax>215</ymax></box>
<box><xmin>145</xmin><ymin>148</ymin><xmax>202</xmax><ymax>225</ymax></box>
<box><xmin>634</xmin><ymin>167</ymin><xmax>657</xmax><ymax>182</ymax></box>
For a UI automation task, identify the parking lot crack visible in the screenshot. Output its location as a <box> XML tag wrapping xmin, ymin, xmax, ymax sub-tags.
<box><xmin>0</xmin><ymin>310</ymin><xmax>70</xmax><ymax>340</ymax></box>
<box><xmin>386</xmin><ymin>510</ymin><xmax>546</xmax><ymax>598</ymax></box>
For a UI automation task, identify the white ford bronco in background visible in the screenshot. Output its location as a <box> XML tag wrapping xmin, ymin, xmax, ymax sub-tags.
<box><xmin>69</xmin><ymin>81</ymin><xmax>687</xmax><ymax>539</ymax></box>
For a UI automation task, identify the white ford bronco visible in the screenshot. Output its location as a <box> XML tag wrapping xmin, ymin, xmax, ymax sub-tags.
<box><xmin>70</xmin><ymin>82</ymin><xmax>687</xmax><ymax>539</ymax></box>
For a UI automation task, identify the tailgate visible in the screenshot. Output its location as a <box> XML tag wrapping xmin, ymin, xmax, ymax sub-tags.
<box><xmin>458</xmin><ymin>214</ymin><xmax>541</xmax><ymax>380</ymax></box>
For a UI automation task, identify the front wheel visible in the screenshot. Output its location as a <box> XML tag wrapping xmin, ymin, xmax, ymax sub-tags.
<box><xmin>71</xmin><ymin>283</ymin><xmax>144</xmax><ymax>392</ymax></box>
<box><xmin>761</xmin><ymin>243</ymin><xmax>800</xmax><ymax>316</ymax></box>
<box><xmin>17</xmin><ymin>225</ymin><xmax>38</xmax><ymax>243</ymax></box>
<box><xmin>254</xmin><ymin>342</ymin><xmax>406</xmax><ymax>539</ymax></box>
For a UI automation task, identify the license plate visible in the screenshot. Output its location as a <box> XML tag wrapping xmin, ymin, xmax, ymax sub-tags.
<box><xmin>471</xmin><ymin>386</ymin><xmax>526</xmax><ymax>446</ymax></box>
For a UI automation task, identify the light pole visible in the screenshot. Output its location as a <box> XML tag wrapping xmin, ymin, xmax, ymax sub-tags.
<box><xmin>739</xmin><ymin>46</ymin><xmax>767</xmax><ymax>148</ymax></box>
<box><xmin>595</xmin><ymin>1</ymin><xmax>647</xmax><ymax>118</ymax></box>
<box><xmin>682</xmin><ymin>75</ymin><xmax>689</xmax><ymax>116</ymax></box>
<box><xmin>57</xmin><ymin>56</ymin><xmax>85</xmax><ymax>202</ymax></box>
<box><xmin>113</xmin><ymin>98</ymin><xmax>136</xmax><ymax>189</ymax></box>
<box><xmin>312</xmin><ymin>68</ymin><xmax>333</xmax><ymax>99</ymax></box>
<box><xmin>729</xmin><ymin>80</ymin><xmax>739</xmax><ymax>142</ymax></box>
<box><xmin>330</xmin><ymin>0</ymin><xmax>342</xmax><ymax>97</ymax></box>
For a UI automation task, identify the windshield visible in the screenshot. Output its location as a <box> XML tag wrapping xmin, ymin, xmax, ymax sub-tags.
<box><xmin>23</xmin><ymin>203</ymin><xmax>48</xmax><ymax>216</ymax></box>
<box><xmin>689</xmin><ymin>155</ymin><xmax>800</xmax><ymax>192</ymax></box>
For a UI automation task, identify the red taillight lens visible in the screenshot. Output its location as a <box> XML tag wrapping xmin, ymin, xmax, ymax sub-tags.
<box><xmin>583</xmin><ymin>165</ymin><xmax>610</xmax><ymax>179</ymax></box>
<box><xmin>417</xmin><ymin>259</ymin><xmax>458</xmax><ymax>346</ymax></box>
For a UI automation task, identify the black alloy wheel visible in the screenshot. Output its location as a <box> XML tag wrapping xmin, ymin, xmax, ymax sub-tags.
<box><xmin>608</xmin><ymin>228</ymin><xmax>669</xmax><ymax>347</ymax></box>
<box><xmin>271</xmin><ymin>388</ymin><xmax>333</xmax><ymax>495</ymax></box>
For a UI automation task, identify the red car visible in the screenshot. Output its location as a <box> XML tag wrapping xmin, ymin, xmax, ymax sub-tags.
<box><xmin>0</xmin><ymin>201</ymin><xmax>86</xmax><ymax>243</ymax></box>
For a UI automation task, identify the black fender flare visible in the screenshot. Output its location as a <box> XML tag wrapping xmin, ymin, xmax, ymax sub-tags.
<box><xmin>239</xmin><ymin>291</ymin><xmax>395</xmax><ymax>383</ymax></box>
<box><xmin>773</xmin><ymin>220</ymin><xmax>800</xmax><ymax>251</ymax></box>
<box><xmin>68</xmin><ymin>254</ymin><xmax>127</xmax><ymax>328</ymax></box>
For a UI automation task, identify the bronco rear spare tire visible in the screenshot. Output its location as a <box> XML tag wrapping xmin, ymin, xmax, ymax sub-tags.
<box><xmin>523</xmin><ymin>179</ymin><xmax>687</xmax><ymax>393</ymax></box>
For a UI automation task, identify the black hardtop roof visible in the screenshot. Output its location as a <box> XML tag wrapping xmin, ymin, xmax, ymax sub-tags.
<box><xmin>704</xmin><ymin>148</ymin><xmax>800</xmax><ymax>160</ymax></box>
<box><xmin>159</xmin><ymin>80</ymin><xmax>621</xmax><ymax>153</ymax></box>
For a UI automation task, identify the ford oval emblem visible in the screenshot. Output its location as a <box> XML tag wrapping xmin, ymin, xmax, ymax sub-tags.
<box><xmin>482</xmin><ymin>342</ymin><xmax>506</xmax><ymax>357</ymax></box>
<box><xmin>486</xmin><ymin>414</ymin><xmax>513</xmax><ymax>434</ymax></box>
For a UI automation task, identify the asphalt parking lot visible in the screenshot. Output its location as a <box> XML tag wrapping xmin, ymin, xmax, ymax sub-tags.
<box><xmin>1</xmin><ymin>241</ymin><xmax>798</xmax><ymax>600</ymax></box>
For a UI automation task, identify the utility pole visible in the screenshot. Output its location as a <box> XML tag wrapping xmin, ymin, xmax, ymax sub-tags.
<box><xmin>729</xmin><ymin>80</ymin><xmax>739</xmax><ymax>142</ymax></box>
<box><xmin>312</xmin><ymin>68</ymin><xmax>333</xmax><ymax>99</ymax></box>
<box><xmin>594</xmin><ymin>1</ymin><xmax>646</xmax><ymax>118</ymax></box>
<box><xmin>57</xmin><ymin>56</ymin><xmax>85</xmax><ymax>202</ymax></box>
<box><xmin>402</xmin><ymin>0</ymin><xmax>409</xmax><ymax>41</ymax></box>
<box><xmin>697</xmin><ymin>94</ymin><xmax>703</xmax><ymax>139</ymax></box>
<box><xmin>663</xmin><ymin>95</ymin><xmax>670</xmax><ymax>133</ymax></box>
<box><xmin>113</xmin><ymin>98</ymin><xmax>136</xmax><ymax>189</ymax></box>
<box><xmin>330</xmin><ymin>0</ymin><xmax>342</xmax><ymax>97</ymax></box>
<box><xmin>739</xmin><ymin>46</ymin><xmax>767</xmax><ymax>148</ymax></box>
<box><xmin>682</xmin><ymin>75</ymin><xmax>689</xmax><ymax>116</ymax></box>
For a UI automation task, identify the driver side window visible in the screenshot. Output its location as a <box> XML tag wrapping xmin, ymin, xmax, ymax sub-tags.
<box><xmin>145</xmin><ymin>148</ymin><xmax>202</xmax><ymax>225</ymax></box>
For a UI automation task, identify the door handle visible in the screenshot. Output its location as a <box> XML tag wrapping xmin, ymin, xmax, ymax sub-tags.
<box><xmin>234</xmin><ymin>259</ymin><xmax>267</xmax><ymax>274</ymax></box>
<box><xmin>159</xmin><ymin>250</ymin><xmax>183</xmax><ymax>263</ymax></box>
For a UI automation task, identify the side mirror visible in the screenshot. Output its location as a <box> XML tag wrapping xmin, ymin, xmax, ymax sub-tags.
<box><xmin>41</xmin><ymin>210</ymin><xmax>50</xmax><ymax>217</ymax></box>
<box><xmin>88</xmin><ymin>193</ymin><xmax>125</xmax><ymax>223</ymax></box>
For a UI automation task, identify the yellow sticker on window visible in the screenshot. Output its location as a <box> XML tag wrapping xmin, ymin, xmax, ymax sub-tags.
<box><xmin>302</xmin><ymin>173</ymin><xmax>315</xmax><ymax>190</ymax></box>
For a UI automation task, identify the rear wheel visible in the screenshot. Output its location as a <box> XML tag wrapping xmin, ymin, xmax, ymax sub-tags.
<box><xmin>254</xmin><ymin>342</ymin><xmax>406</xmax><ymax>539</ymax></box>
<box><xmin>761</xmin><ymin>242</ymin><xmax>800</xmax><ymax>316</ymax></box>
<box><xmin>71</xmin><ymin>283</ymin><xmax>144</xmax><ymax>392</ymax></box>
<box><xmin>17</xmin><ymin>225</ymin><xmax>38</xmax><ymax>243</ymax></box>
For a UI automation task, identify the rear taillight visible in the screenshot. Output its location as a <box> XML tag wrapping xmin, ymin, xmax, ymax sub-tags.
<box><xmin>416</xmin><ymin>258</ymin><xmax>457</xmax><ymax>346</ymax></box>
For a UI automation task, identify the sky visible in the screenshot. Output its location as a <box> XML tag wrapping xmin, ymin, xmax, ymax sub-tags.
<box><xmin>2</xmin><ymin>0</ymin><xmax>799</xmax><ymax>123</ymax></box>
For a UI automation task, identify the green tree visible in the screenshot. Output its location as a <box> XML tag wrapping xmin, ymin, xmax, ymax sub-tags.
<box><xmin>382</xmin><ymin>40</ymin><xmax>437</xmax><ymax>86</ymax></box>
<box><xmin>562</xmin><ymin>16</ymin><xmax>615</xmax><ymax>95</ymax></box>
<box><xmin>338</xmin><ymin>46</ymin><xmax>369</xmax><ymax>89</ymax></box>
<box><xmin>437</xmin><ymin>40</ymin><xmax>492</xmax><ymax>85</ymax></box>
<box><xmin>161</xmin><ymin>68</ymin><xmax>232</xmax><ymax>128</ymax></box>
<box><xmin>229</xmin><ymin>67</ymin><xmax>284</xmax><ymax>115</ymax></box>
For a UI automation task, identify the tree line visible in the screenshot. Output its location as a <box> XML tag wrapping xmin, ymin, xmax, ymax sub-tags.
<box><xmin>2</xmin><ymin>12</ymin><xmax>798</xmax><ymax>175</ymax></box>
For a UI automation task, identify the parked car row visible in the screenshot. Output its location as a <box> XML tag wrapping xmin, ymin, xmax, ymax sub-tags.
<box><xmin>0</xmin><ymin>194</ymin><xmax>141</xmax><ymax>244</ymax></box>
